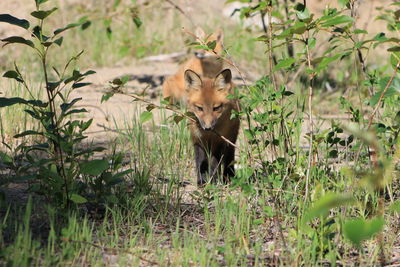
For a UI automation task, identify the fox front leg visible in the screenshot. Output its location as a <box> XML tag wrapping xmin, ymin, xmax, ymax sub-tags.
<box><xmin>222</xmin><ymin>144</ymin><xmax>235</xmax><ymax>182</ymax></box>
<box><xmin>194</xmin><ymin>144</ymin><xmax>209</xmax><ymax>186</ymax></box>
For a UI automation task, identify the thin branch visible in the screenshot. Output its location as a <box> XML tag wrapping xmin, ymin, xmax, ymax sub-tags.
<box><xmin>60</xmin><ymin>238</ymin><xmax>159</xmax><ymax>266</ymax></box>
<box><xmin>267</xmin><ymin>1</ymin><xmax>277</xmax><ymax>91</ymax></box>
<box><xmin>304</xmin><ymin>32</ymin><xmax>315</xmax><ymax>203</ymax></box>
<box><xmin>258</xmin><ymin>0</ymin><xmax>268</xmax><ymax>34</ymax></box>
<box><xmin>366</xmin><ymin>62</ymin><xmax>400</xmax><ymax>130</ymax></box>
<box><xmin>354</xmin><ymin>61</ymin><xmax>400</xmax><ymax>162</ymax></box>
<box><xmin>113</xmin><ymin>90</ymin><xmax>238</xmax><ymax>148</ymax></box>
<box><xmin>165</xmin><ymin>0</ymin><xmax>196</xmax><ymax>28</ymax></box>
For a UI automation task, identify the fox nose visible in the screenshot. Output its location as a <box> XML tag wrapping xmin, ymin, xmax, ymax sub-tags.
<box><xmin>201</xmin><ymin>122</ymin><xmax>214</xmax><ymax>131</ymax></box>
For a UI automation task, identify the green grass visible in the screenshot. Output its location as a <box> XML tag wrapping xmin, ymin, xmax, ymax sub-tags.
<box><xmin>1</xmin><ymin>104</ymin><xmax>396</xmax><ymax>265</ymax></box>
<box><xmin>0</xmin><ymin>79</ymin><xmax>43</xmax><ymax>147</ymax></box>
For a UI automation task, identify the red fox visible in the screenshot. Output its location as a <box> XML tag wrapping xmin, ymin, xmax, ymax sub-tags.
<box><xmin>162</xmin><ymin>28</ymin><xmax>224</xmax><ymax>103</ymax></box>
<box><xmin>184</xmin><ymin>68</ymin><xmax>240</xmax><ymax>185</ymax></box>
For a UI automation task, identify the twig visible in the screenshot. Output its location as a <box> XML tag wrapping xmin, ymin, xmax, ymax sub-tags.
<box><xmin>123</xmin><ymin>91</ymin><xmax>195</xmax><ymax>123</ymax></box>
<box><xmin>348</xmin><ymin>0</ymin><xmax>373</xmax><ymax>96</ymax></box>
<box><xmin>258</xmin><ymin>0</ymin><xmax>268</xmax><ymax>34</ymax></box>
<box><xmin>304</xmin><ymin>19</ymin><xmax>315</xmax><ymax>203</ymax></box>
<box><xmin>96</xmin><ymin>123</ymin><xmax>130</xmax><ymax>136</ymax></box>
<box><xmin>142</xmin><ymin>51</ymin><xmax>186</xmax><ymax>62</ymax></box>
<box><xmin>366</xmin><ymin>62</ymin><xmax>400</xmax><ymax>130</ymax></box>
<box><xmin>75</xmin><ymin>104</ymin><xmax>110</xmax><ymax>121</ymax></box>
<box><xmin>211</xmin><ymin>129</ymin><xmax>237</xmax><ymax>148</ymax></box>
<box><xmin>354</xmin><ymin>61</ymin><xmax>400</xmax><ymax>162</ymax></box>
<box><xmin>114</xmin><ymin>90</ymin><xmax>238</xmax><ymax>148</ymax></box>
<box><xmin>267</xmin><ymin>1</ymin><xmax>277</xmax><ymax>91</ymax></box>
<box><xmin>165</xmin><ymin>0</ymin><xmax>196</xmax><ymax>28</ymax></box>
<box><xmin>60</xmin><ymin>237</ymin><xmax>159</xmax><ymax>265</ymax></box>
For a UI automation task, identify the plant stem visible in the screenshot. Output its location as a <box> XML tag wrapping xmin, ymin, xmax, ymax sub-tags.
<box><xmin>304</xmin><ymin>32</ymin><xmax>315</xmax><ymax>203</ymax></box>
<box><xmin>267</xmin><ymin>1</ymin><xmax>277</xmax><ymax>91</ymax></box>
<box><xmin>354</xmin><ymin>61</ymin><xmax>400</xmax><ymax>163</ymax></box>
<box><xmin>41</xmin><ymin>47</ymin><xmax>69</xmax><ymax>207</ymax></box>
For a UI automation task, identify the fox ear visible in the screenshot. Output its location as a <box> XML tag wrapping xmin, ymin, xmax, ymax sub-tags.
<box><xmin>195</xmin><ymin>27</ymin><xmax>206</xmax><ymax>40</ymax></box>
<box><xmin>185</xmin><ymin>70</ymin><xmax>202</xmax><ymax>91</ymax></box>
<box><xmin>215</xmin><ymin>69</ymin><xmax>232</xmax><ymax>91</ymax></box>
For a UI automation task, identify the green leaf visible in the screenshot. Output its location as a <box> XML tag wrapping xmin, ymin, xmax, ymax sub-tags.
<box><xmin>106</xmin><ymin>177</ymin><xmax>124</xmax><ymax>186</ymax></box>
<box><xmin>0</xmin><ymin>14</ymin><xmax>30</xmax><ymax>29</ymax></box>
<box><xmin>3</xmin><ymin>70</ymin><xmax>23</xmax><ymax>82</ymax></box>
<box><xmin>54</xmin><ymin>22</ymin><xmax>81</xmax><ymax>36</ymax></box>
<box><xmin>343</xmin><ymin>217</ymin><xmax>384</xmax><ymax>247</ymax></box>
<box><xmin>47</xmin><ymin>81</ymin><xmax>61</xmax><ymax>91</ymax></box>
<box><xmin>70</xmin><ymin>193</ymin><xmax>87</xmax><ymax>204</ymax></box>
<box><xmin>173</xmin><ymin>115</ymin><xmax>184</xmax><ymax>124</ymax></box>
<box><xmin>370</xmin><ymin>76</ymin><xmax>400</xmax><ymax>106</ymax></box>
<box><xmin>321</xmin><ymin>15</ymin><xmax>353</xmax><ymax>27</ymax></box>
<box><xmin>0</xmin><ymin>97</ymin><xmax>27</xmax><ymax>108</ymax></box>
<box><xmin>24</xmin><ymin>109</ymin><xmax>41</xmax><ymax>120</ymax></box>
<box><xmin>81</xmin><ymin>118</ymin><xmax>93</xmax><ymax>131</ymax></box>
<box><xmin>3</xmin><ymin>70</ymin><xmax>18</xmax><ymax>78</ymax></box>
<box><xmin>391</xmin><ymin>53</ymin><xmax>400</xmax><ymax>71</ymax></box>
<box><xmin>329</xmin><ymin>149</ymin><xmax>338</xmax><ymax>158</ymax></box>
<box><xmin>111</xmin><ymin>78</ymin><xmax>124</xmax><ymax>86</ymax></box>
<box><xmin>207</xmin><ymin>40</ymin><xmax>217</xmax><ymax>50</ymax></box>
<box><xmin>354</xmin><ymin>29</ymin><xmax>368</xmax><ymax>34</ymax></box>
<box><xmin>81</xmin><ymin>20</ymin><xmax>91</xmax><ymax>30</ymax></box>
<box><xmin>274</xmin><ymin>58</ymin><xmax>295</xmax><ymax>71</ymax></box>
<box><xmin>31</xmin><ymin>8</ymin><xmax>57</xmax><ymax>20</ymax></box>
<box><xmin>140</xmin><ymin>111</ymin><xmax>153</xmax><ymax>123</ymax></box>
<box><xmin>370</xmin><ymin>88</ymin><xmax>398</xmax><ymax>106</ymax></box>
<box><xmin>133</xmin><ymin>17</ymin><xmax>142</xmax><ymax>28</ymax></box>
<box><xmin>338</xmin><ymin>0</ymin><xmax>350</xmax><ymax>8</ymax></box>
<box><xmin>35</xmin><ymin>0</ymin><xmax>49</xmax><ymax>6</ymax></box>
<box><xmin>113</xmin><ymin>169</ymin><xmax>134</xmax><ymax>179</ymax></box>
<box><xmin>106</xmin><ymin>26</ymin><xmax>112</xmax><ymax>39</ymax></box>
<box><xmin>316</xmin><ymin>53</ymin><xmax>343</xmax><ymax>72</ymax></box>
<box><xmin>388</xmin><ymin>46</ymin><xmax>400</xmax><ymax>52</ymax></box>
<box><xmin>101</xmin><ymin>92</ymin><xmax>114</xmax><ymax>103</ymax></box>
<box><xmin>80</xmin><ymin>159</ymin><xmax>109</xmax><ymax>176</ymax></box>
<box><xmin>65</xmin><ymin>108</ymin><xmax>87</xmax><ymax>116</ymax></box>
<box><xmin>303</xmin><ymin>193</ymin><xmax>355</xmax><ymax>222</ymax></box>
<box><xmin>14</xmin><ymin>130</ymin><xmax>43</xmax><ymax>138</ymax></box>
<box><xmin>289</xmin><ymin>21</ymin><xmax>307</xmax><ymax>35</ymax></box>
<box><xmin>54</xmin><ymin>36</ymin><xmax>63</xmax><ymax>46</ymax></box>
<box><xmin>308</xmin><ymin>38</ymin><xmax>316</xmax><ymax>49</ymax></box>
<box><xmin>1</xmin><ymin>36</ymin><xmax>35</xmax><ymax>48</ymax></box>
<box><xmin>72</xmin><ymin>82</ymin><xmax>91</xmax><ymax>89</ymax></box>
<box><xmin>83</xmin><ymin>70</ymin><xmax>96</xmax><ymax>76</ymax></box>
<box><xmin>32</xmin><ymin>25</ymin><xmax>49</xmax><ymax>41</ymax></box>
<box><xmin>146</xmin><ymin>104</ymin><xmax>155</xmax><ymax>112</ymax></box>
<box><xmin>0</xmin><ymin>151</ymin><xmax>12</xmax><ymax>163</ymax></box>
<box><xmin>295</xmin><ymin>4</ymin><xmax>310</xmax><ymax>20</ymax></box>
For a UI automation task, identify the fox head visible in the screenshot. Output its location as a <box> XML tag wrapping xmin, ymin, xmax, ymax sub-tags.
<box><xmin>185</xmin><ymin>68</ymin><xmax>233</xmax><ymax>131</ymax></box>
<box><xmin>193</xmin><ymin>27</ymin><xmax>224</xmax><ymax>59</ymax></box>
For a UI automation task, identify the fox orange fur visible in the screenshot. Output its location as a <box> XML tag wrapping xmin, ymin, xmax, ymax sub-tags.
<box><xmin>184</xmin><ymin>68</ymin><xmax>240</xmax><ymax>185</ymax></box>
<box><xmin>162</xmin><ymin>28</ymin><xmax>224</xmax><ymax>103</ymax></box>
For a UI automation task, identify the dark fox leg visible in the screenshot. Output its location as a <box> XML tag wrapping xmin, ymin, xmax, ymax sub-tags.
<box><xmin>222</xmin><ymin>145</ymin><xmax>235</xmax><ymax>183</ymax></box>
<box><xmin>194</xmin><ymin>144</ymin><xmax>208</xmax><ymax>186</ymax></box>
<box><xmin>209</xmin><ymin>154</ymin><xmax>221</xmax><ymax>184</ymax></box>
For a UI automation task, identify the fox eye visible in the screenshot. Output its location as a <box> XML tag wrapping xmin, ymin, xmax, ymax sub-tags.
<box><xmin>195</xmin><ymin>105</ymin><xmax>203</xmax><ymax>112</ymax></box>
<box><xmin>213</xmin><ymin>104</ymin><xmax>223</xmax><ymax>111</ymax></box>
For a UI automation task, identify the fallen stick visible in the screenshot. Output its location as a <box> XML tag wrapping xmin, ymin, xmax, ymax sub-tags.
<box><xmin>142</xmin><ymin>52</ymin><xmax>186</xmax><ymax>62</ymax></box>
